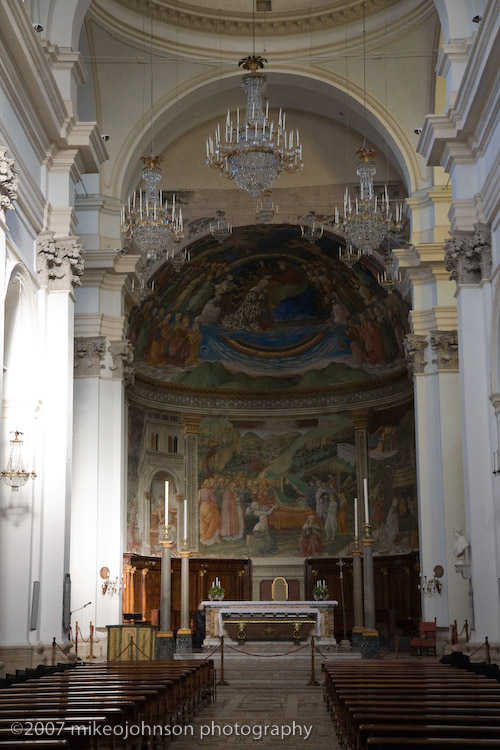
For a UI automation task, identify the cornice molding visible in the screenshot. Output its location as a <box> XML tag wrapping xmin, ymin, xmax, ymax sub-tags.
<box><xmin>128</xmin><ymin>368</ymin><xmax>413</xmax><ymax>417</ymax></box>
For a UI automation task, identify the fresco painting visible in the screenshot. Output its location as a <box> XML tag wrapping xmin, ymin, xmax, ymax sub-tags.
<box><xmin>129</xmin><ymin>226</ymin><xmax>410</xmax><ymax>389</ymax></box>
<box><xmin>196</xmin><ymin>407</ymin><xmax>418</xmax><ymax>558</ymax></box>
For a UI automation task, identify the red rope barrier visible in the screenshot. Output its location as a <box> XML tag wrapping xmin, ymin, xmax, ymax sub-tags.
<box><xmin>201</xmin><ymin>643</ymin><xmax>221</xmax><ymax>660</ymax></box>
<box><xmin>52</xmin><ymin>640</ymin><xmax>77</xmax><ymax>661</ymax></box>
<box><xmin>468</xmin><ymin>639</ymin><xmax>489</xmax><ymax>658</ymax></box>
<box><xmin>225</xmin><ymin>641</ymin><xmax>310</xmax><ymax>657</ymax></box>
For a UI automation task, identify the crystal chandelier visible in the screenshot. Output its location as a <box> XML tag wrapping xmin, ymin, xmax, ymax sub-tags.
<box><xmin>1</xmin><ymin>431</ymin><xmax>36</xmax><ymax>491</ymax></box>
<box><xmin>210</xmin><ymin>210</ymin><xmax>232</xmax><ymax>244</ymax></box>
<box><xmin>378</xmin><ymin>256</ymin><xmax>402</xmax><ymax>291</ymax></box>
<box><xmin>338</xmin><ymin>245</ymin><xmax>360</xmax><ymax>268</ymax></box>
<box><xmin>120</xmin><ymin>0</ymin><xmax>184</xmax><ymax>264</ymax></box>
<box><xmin>256</xmin><ymin>190</ymin><xmax>278</xmax><ymax>223</ymax></box>
<box><xmin>332</xmin><ymin>147</ymin><xmax>403</xmax><ymax>255</ymax></box>
<box><xmin>121</xmin><ymin>159</ymin><xmax>184</xmax><ymax>265</ymax></box>
<box><xmin>300</xmin><ymin>211</ymin><xmax>324</xmax><ymax>244</ymax></box>
<box><xmin>206</xmin><ymin>55</ymin><xmax>303</xmax><ymax>197</ymax></box>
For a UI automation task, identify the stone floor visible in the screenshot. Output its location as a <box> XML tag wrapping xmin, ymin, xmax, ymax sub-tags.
<box><xmin>171</xmin><ymin>644</ymin><xmax>344</xmax><ymax>749</ymax></box>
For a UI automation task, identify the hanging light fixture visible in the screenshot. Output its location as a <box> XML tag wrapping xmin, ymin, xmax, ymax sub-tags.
<box><xmin>300</xmin><ymin>211</ymin><xmax>323</xmax><ymax>244</ymax></box>
<box><xmin>121</xmin><ymin>0</ymin><xmax>184</xmax><ymax>265</ymax></box>
<box><xmin>338</xmin><ymin>244</ymin><xmax>360</xmax><ymax>268</ymax></box>
<box><xmin>1</xmin><ymin>431</ymin><xmax>36</xmax><ymax>491</ymax></box>
<box><xmin>331</xmin><ymin>2</ymin><xmax>403</xmax><ymax>255</ymax></box>
<box><xmin>206</xmin><ymin>54</ymin><xmax>303</xmax><ymax>197</ymax></box>
<box><xmin>210</xmin><ymin>210</ymin><xmax>232</xmax><ymax>244</ymax></box>
<box><xmin>256</xmin><ymin>189</ymin><xmax>278</xmax><ymax>223</ymax></box>
<box><xmin>377</xmin><ymin>255</ymin><xmax>402</xmax><ymax>291</ymax></box>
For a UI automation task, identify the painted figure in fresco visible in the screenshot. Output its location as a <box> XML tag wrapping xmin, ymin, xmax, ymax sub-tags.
<box><xmin>324</xmin><ymin>498</ymin><xmax>338</xmax><ymax>541</ymax></box>
<box><xmin>377</xmin><ymin>496</ymin><xmax>400</xmax><ymax>551</ymax></box>
<box><xmin>306</xmin><ymin>479</ymin><xmax>319</xmax><ymax>511</ymax></box>
<box><xmin>315</xmin><ymin>482</ymin><xmax>330</xmax><ymax>523</ymax></box>
<box><xmin>220</xmin><ymin>480</ymin><xmax>242</xmax><ymax>540</ymax></box>
<box><xmin>299</xmin><ymin>515</ymin><xmax>325</xmax><ymax>556</ymax></box>
<box><xmin>185</xmin><ymin>320</ymin><xmax>202</xmax><ymax>366</ymax></box>
<box><xmin>247</xmin><ymin>514</ymin><xmax>277</xmax><ymax>555</ymax></box>
<box><xmin>337</xmin><ymin>493</ymin><xmax>349</xmax><ymax>535</ymax></box>
<box><xmin>222</xmin><ymin>278</ymin><xmax>272</xmax><ymax>332</ymax></box>
<box><xmin>198</xmin><ymin>478</ymin><xmax>221</xmax><ymax>546</ymax></box>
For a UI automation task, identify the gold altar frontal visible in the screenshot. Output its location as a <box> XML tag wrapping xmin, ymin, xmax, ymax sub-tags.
<box><xmin>202</xmin><ymin>600</ymin><xmax>338</xmax><ymax>647</ymax></box>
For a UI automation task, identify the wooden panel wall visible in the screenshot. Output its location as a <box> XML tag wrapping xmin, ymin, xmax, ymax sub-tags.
<box><xmin>304</xmin><ymin>552</ymin><xmax>421</xmax><ymax>640</ymax></box>
<box><xmin>123</xmin><ymin>554</ymin><xmax>252</xmax><ymax>632</ymax></box>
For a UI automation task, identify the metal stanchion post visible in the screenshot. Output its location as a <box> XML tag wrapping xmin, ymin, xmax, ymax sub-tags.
<box><xmin>217</xmin><ymin>635</ymin><xmax>229</xmax><ymax>686</ymax></box>
<box><xmin>75</xmin><ymin>621</ymin><xmax>78</xmax><ymax>658</ymax></box>
<box><xmin>52</xmin><ymin>637</ymin><xmax>56</xmax><ymax>666</ymax></box>
<box><xmin>486</xmin><ymin>637</ymin><xmax>491</xmax><ymax>664</ymax></box>
<box><xmin>89</xmin><ymin>621</ymin><xmax>96</xmax><ymax>659</ymax></box>
<box><xmin>307</xmin><ymin>636</ymin><xmax>319</xmax><ymax>686</ymax></box>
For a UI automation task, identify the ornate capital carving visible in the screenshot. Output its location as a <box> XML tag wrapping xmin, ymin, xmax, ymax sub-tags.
<box><xmin>37</xmin><ymin>232</ymin><xmax>85</xmax><ymax>290</ymax></box>
<box><xmin>430</xmin><ymin>329</ymin><xmax>459</xmax><ymax>371</ymax></box>
<box><xmin>74</xmin><ymin>336</ymin><xmax>106</xmax><ymax>377</ymax></box>
<box><xmin>444</xmin><ymin>224</ymin><xmax>491</xmax><ymax>286</ymax></box>
<box><xmin>0</xmin><ymin>147</ymin><xmax>19</xmax><ymax>214</ymax></box>
<box><xmin>109</xmin><ymin>339</ymin><xmax>135</xmax><ymax>386</ymax></box>
<box><xmin>403</xmin><ymin>334</ymin><xmax>428</xmax><ymax>377</ymax></box>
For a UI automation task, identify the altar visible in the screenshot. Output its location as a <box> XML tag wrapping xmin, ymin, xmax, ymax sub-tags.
<box><xmin>202</xmin><ymin>600</ymin><xmax>337</xmax><ymax>647</ymax></box>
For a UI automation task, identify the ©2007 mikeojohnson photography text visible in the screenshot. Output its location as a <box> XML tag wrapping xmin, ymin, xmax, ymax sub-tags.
<box><xmin>10</xmin><ymin>720</ymin><xmax>315</xmax><ymax>742</ymax></box>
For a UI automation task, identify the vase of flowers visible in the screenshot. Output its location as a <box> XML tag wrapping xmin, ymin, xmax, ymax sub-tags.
<box><xmin>208</xmin><ymin>584</ymin><xmax>225</xmax><ymax>601</ymax></box>
<box><xmin>313</xmin><ymin>583</ymin><xmax>329</xmax><ymax>601</ymax></box>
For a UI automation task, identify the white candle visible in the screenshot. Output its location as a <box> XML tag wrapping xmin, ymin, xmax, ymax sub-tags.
<box><xmin>184</xmin><ymin>497</ymin><xmax>188</xmax><ymax>540</ymax></box>
<box><xmin>164</xmin><ymin>480</ymin><xmax>169</xmax><ymax>524</ymax></box>
<box><xmin>354</xmin><ymin>497</ymin><xmax>358</xmax><ymax>537</ymax></box>
<box><xmin>363</xmin><ymin>478</ymin><xmax>370</xmax><ymax>525</ymax></box>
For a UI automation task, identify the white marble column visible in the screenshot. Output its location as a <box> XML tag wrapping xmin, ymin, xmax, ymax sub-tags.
<box><xmin>444</xmin><ymin>227</ymin><xmax>498</xmax><ymax>639</ymax></box>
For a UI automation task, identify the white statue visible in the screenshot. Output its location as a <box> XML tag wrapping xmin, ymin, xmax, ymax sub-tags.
<box><xmin>453</xmin><ymin>527</ymin><xmax>470</xmax><ymax>562</ymax></box>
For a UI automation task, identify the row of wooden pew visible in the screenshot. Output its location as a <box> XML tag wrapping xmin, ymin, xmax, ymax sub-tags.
<box><xmin>323</xmin><ymin>658</ymin><xmax>500</xmax><ymax>750</ymax></box>
<box><xmin>0</xmin><ymin>658</ymin><xmax>214</xmax><ymax>750</ymax></box>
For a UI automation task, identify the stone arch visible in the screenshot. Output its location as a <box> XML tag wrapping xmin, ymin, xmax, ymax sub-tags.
<box><xmin>38</xmin><ymin>0</ymin><xmax>92</xmax><ymax>51</ymax></box>
<box><xmin>114</xmin><ymin>66</ymin><xmax>423</xmax><ymax>203</ymax></box>
<box><xmin>432</xmin><ymin>0</ymin><xmax>487</xmax><ymax>44</ymax></box>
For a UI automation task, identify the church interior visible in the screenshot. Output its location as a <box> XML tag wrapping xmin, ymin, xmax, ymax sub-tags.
<box><xmin>2</xmin><ymin>0</ymin><xmax>500</xmax><ymax>745</ymax></box>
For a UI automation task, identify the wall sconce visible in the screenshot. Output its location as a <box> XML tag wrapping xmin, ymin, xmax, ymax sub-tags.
<box><xmin>100</xmin><ymin>566</ymin><xmax>122</xmax><ymax>596</ymax></box>
<box><xmin>419</xmin><ymin>565</ymin><xmax>444</xmax><ymax>596</ymax></box>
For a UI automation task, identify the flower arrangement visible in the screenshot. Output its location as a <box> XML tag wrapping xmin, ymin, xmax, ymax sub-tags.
<box><xmin>208</xmin><ymin>578</ymin><xmax>225</xmax><ymax>600</ymax></box>
<box><xmin>312</xmin><ymin>581</ymin><xmax>329</xmax><ymax>600</ymax></box>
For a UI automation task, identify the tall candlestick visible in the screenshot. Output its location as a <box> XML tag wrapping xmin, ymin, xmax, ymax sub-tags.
<box><xmin>354</xmin><ymin>497</ymin><xmax>358</xmax><ymax>537</ymax></box>
<box><xmin>363</xmin><ymin>478</ymin><xmax>370</xmax><ymax>525</ymax></box>
<box><xmin>183</xmin><ymin>497</ymin><xmax>188</xmax><ymax>541</ymax></box>
<box><xmin>164</xmin><ymin>480</ymin><xmax>169</xmax><ymax>525</ymax></box>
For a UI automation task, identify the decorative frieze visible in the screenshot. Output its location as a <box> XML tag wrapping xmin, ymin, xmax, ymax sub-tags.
<box><xmin>109</xmin><ymin>339</ymin><xmax>135</xmax><ymax>386</ymax></box>
<box><xmin>430</xmin><ymin>330</ymin><xmax>459</xmax><ymax>371</ymax></box>
<box><xmin>0</xmin><ymin>147</ymin><xmax>19</xmax><ymax>214</ymax></box>
<box><xmin>74</xmin><ymin>336</ymin><xmax>106</xmax><ymax>377</ymax></box>
<box><xmin>37</xmin><ymin>232</ymin><xmax>85</xmax><ymax>290</ymax></box>
<box><xmin>403</xmin><ymin>334</ymin><xmax>428</xmax><ymax>377</ymax></box>
<box><xmin>444</xmin><ymin>224</ymin><xmax>491</xmax><ymax>286</ymax></box>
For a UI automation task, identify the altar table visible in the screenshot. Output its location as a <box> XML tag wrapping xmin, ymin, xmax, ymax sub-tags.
<box><xmin>202</xmin><ymin>600</ymin><xmax>337</xmax><ymax>647</ymax></box>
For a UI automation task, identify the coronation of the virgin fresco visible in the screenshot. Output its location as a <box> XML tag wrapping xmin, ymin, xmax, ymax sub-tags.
<box><xmin>127</xmin><ymin>225</ymin><xmax>417</xmax><ymax>559</ymax></box>
<box><xmin>129</xmin><ymin>226</ymin><xmax>409</xmax><ymax>389</ymax></box>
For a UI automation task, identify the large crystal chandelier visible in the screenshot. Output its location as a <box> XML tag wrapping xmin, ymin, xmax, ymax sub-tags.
<box><xmin>331</xmin><ymin>147</ymin><xmax>403</xmax><ymax>255</ymax></box>
<box><xmin>206</xmin><ymin>55</ymin><xmax>303</xmax><ymax>197</ymax></box>
<box><xmin>120</xmin><ymin>0</ymin><xmax>184</xmax><ymax>265</ymax></box>
<box><xmin>121</xmin><ymin>156</ymin><xmax>184</xmax><ymax>265</ymax></box>
<box><xmin>300</xmin><ymin>211</ymin><xmax>324</xmax><ymax>244</ymax></box>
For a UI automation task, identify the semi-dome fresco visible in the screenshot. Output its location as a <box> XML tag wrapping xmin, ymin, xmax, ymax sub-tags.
<box><xmin>129</xmin><ymin>225</ymin><xmax>410</xmax><ymax>390</ymax></box>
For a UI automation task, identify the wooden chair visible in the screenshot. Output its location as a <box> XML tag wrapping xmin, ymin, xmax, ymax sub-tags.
<box><xmin>411</xmin><ymin>618</ymin><xmax>437</xmax><ymax>655</ymax></box>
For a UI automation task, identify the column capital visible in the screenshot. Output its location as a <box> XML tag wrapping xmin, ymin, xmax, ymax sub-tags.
<box><xmin>37</xmin><ymin>231</ymin><xmax>85</xmax><ymax>291</ymax></box>
<box><xmin>182</xmin><ymin>413</ymin><xmax>202</xmax><ymax>434</ymax></box>
<box><xmin>352</xmin><ymin>411</ymin><xmax>369</xmax><ymax>430</ymax></box>
<box><xmin>444</xmin><ymin>224</ymin><xmax>491</xmax><ymax>287</ymax></box>
<box><xmin>403</xmin><ymin>334</ymin><xmax>428</xmax><ymax>377</ymax></box>
<box><xmin>430</xmin><ymin>329</ymin><xmax>459</xmax><ymax>371</ymax></box>
<box><xmin>0</xmin><ymin>146</ymin><xmax>19</xmax><ymax>217</ymax></box>
<box><xmin>175</xmin><ymin>493</ymin><xmax>184</xmax><ymax>503</ymax></box>
<box><xmin>109</xmin><ymin>339</ymin><xmax>135</xmax><ymax>386</ymax></box>
<box><xmin>74</xmin><ymin>336</ymin><xmax>106</xmax><ymax>377</ymax></box>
